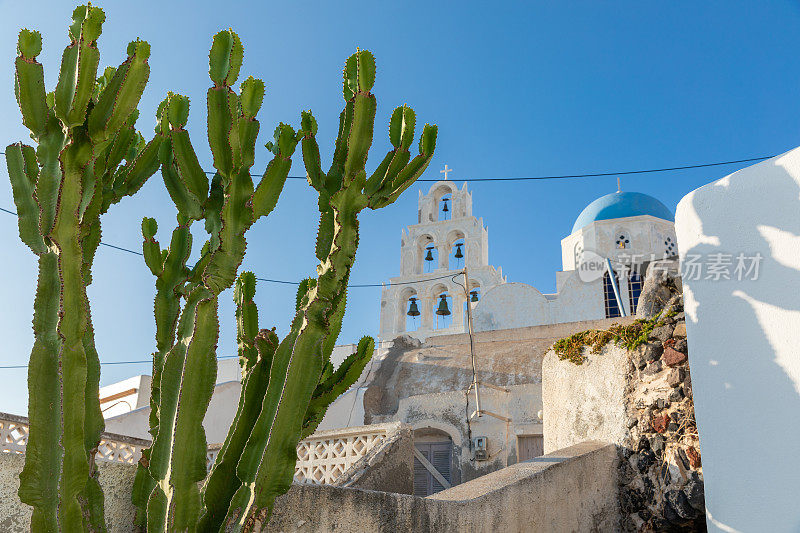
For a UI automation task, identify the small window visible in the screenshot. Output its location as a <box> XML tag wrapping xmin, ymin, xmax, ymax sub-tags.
<box><xmin>616</xmin><ymin>233</ymin><xmax>630</xmax><ymax>249</ymax></box>
<box><xmin>664</xmin><ymin>236</ymin><xmax>676</xmax><ymax>256</ymax></box>
<box><xmin>603</xmin><ymin>272</ymin><xmax>622</xmax><ymax>318</ymax></box>
<box><xmin>628</xmin><ymin>271</ymin><xmax>643</xmax><ymax>315</ymax></box>
<box><xmin>574</xmin><ymin>243</ymin><xmax>584</xmax><ymax>266</ymax></box>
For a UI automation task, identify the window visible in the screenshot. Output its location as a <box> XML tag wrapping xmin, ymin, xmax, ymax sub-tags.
<box><xmin>616</xmin><ymin>232</ymin><xmax>630</xmax><ymax>249</ymax></box>
<box><xmin>574</xmin><ymin>242</ymin><xmax>584</xmax><ymax>267</ymax></box>
<box><xmin>628</xmin><ymin>271</ymin><xmax>643</xmax><ymax>315</ymax></box>
<box><xmin>603</xmin><ymin>272</ymin><xmax>622</xmax><ymax>318</ymax></box>
<box><xmin>664</xmin><ymin>236</ymin><xmax>676</xmax><ymax>256</ymax></box>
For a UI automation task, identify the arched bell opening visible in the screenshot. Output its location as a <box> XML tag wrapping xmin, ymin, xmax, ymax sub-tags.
<box><xmin>449</xmin><ymin>238</ymin><xmax>465</xmax><ymax>271</ymax></box>
<box><xmin>432</xmin><ymin>288</ymin><xmax>452</xmax><ymax>330</ymax></box>
<box><xmin>429</xmin><ymin>183</ymin><xmax>457</xmax><ymax>222</ymax></box>
<box><xmin>397</xmin><ymin>287</ymin><xmax>420</xmax><ymax>333</ymax></box>
<box><xmin>461</xmin><ymin>280</ymin><xmax>481</xmax><ymax>329</ymax></box>
<box><xmin>416</xmin><ymin>234</ymin><xmax>437</xmax><ymax>274</ymax></box>
<box><xmin>439</xmin><ymin>193</ymin><xmax>452</xmax><ymax>221</ymax></box>
<box><xmin>405</xmin><ymin>296</ymin><xmax>421</xmax><ymax>332</ymax></box>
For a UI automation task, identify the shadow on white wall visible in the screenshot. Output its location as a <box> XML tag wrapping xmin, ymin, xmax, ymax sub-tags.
<box><xmin>675</xmin><ymin>147</ymin><xmax>800</xmax><ymax>532</ymax></box>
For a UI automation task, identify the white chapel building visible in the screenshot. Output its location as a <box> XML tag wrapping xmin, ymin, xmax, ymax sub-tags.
<box><xmin>378</xmin><ymin>175</ymin><xmax>678</xmax><ymax>341</ymax></box>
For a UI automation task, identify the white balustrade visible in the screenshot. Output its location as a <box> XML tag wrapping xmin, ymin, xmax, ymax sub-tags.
<box><xmin>1</xmin><ymin>413</ymin><xmax>395</xmax><ymax>486</ymax></box>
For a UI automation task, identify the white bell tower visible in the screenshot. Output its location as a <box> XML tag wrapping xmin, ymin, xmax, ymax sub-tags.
<box><xmin>378</xmin><ymin>167</ymin><xmax>506</xmax><ymax>341</ymax></box>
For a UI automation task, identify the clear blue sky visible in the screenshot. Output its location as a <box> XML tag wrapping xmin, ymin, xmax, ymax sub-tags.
<box><xmin>1</xmin><ymin>1</ymin><xmax>798</xmax><ymax>415</ymax></box>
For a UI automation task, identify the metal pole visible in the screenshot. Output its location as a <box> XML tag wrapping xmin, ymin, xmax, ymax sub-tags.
<box><xmin>463</xmin><ymin>267</ymin><xmax>482</xmax><ymax>417</ymax></box>
<box><xmin>605</xmin><ymin>258</ymin><xmax>628</xmax><ymax>317</ymax></box>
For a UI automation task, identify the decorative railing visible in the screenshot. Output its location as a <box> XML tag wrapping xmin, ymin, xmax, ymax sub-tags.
<box><xmin>2</xmin><ymin>412</ymin><xmax>396</xmax><ymax>486</ymax></box>
<box><xmin>293</xmin><ymin>424</ymin><xmax>393</xmax><ymax>485</ymax></box>
<box><xmin>1</xmin><ymin>411</ymin><xmax>149</xmax><ymax>466</ymax></box>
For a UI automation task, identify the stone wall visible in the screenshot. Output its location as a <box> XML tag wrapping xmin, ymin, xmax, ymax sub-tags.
<box><xmin>0</xmin><ymin>423</ymin><xmax>413</xmax><ymax>531</ymax></box>
<box><xmin>0</xmin><ymin>453</ymin><xmax>137</xmax><ymax>532</ymax></box>
<box><xmin>543</xmin><ymin>272</ymin><xmax>706</xmax><ymax>531</ymax></box>
<box><xmin>331</xmin><ymin>423</ymin><xmax>414</xmax><ymax>494</ymax></box>
<box><xmin>363</xmin><ymin>317</ymin><xmax>631</xmax><ymax>483</ymax></box>
<box><xmin>265</xmin><ymin>441</ymin><xmax>620</xmax><ymax>533</ymax></box>
<box><xmin>2</xmin><ymin>441</ymin><xmax>619</xmax><ymax>532</ymax></box>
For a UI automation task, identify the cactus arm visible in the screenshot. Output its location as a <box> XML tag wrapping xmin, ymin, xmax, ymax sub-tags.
<box><xmin>110</xmin><ymin>133</ymin><xmax>163</xmax><ymax>205</ymax></box>
<box><xmin>299</xmin><ymin>111</ymin><xmax>324</xmax><ymax>190</ymax></box>
<box><xmin>132</xmin><ymin>218</ymin><xmax>193</xmax><ymax>528</ymax></box>
<box><xmin>206</xmin><ymin>29</ymin><xmax>243</xmax><ymax>178</ymax></box>
<box><xmin>369</xmin><ymin>123</ymin><xmax>438</xmax><ymax>209</ymax></box>
<box><xmin>234</xmin><ymin>272</ymin><xmax>259</xmax><ymax>371</ymax></box>
<box><xmin>146</xmin><ymin>287</ymin><xmax>217</xmax><ymax>533</ymax></box>
<box><xmin>81</xmin><ymin>314</ymin><xmax>105</xmax><ymax>533</ymax></box>
<box><xmin>198</xmin><ymin>274</ymin><xmax>278</xmax><ymax>532</ymax></box>
<box><xmin>301</xmin><ymin>335</ymin><xmax>374</xmax><ymax>439</ymax></box>
<box><xmin>54</xmin><ymin>5</ymin><xmax>104</xmax><ymax>128</ymax></box>
<box><xmin>88</xmin><ymin>39</ymin><xmax>150</xmax><ymax>144</ymax></box>
<box><xmin>17</xmin><ymin>253</ymin><xmax>62</xmax><ymax>532</ymax></box>
<box><xmin>161</xmin><ymin>138</ymin><xmax>204</xmax><ymax>220</ymax></box>
<box><xmin>6</xmin><ymin>143</ymin><xmax>46</xmax><ymax>254</ymax></box>
<box><xmin>201</xmin><ymin>167</ymin><xmax>253</xmax><ymax>294</ymax></box>
<box><xmin>251</xmin><ymin>136</ymin><xmax>293</xmax><ymax>221</ymax></box>
<box><xmin>364</xmin><ymin>105</ymin><xmax>415</xmax><ymax>196</ymax></box>
<box><xmin>238</xmin><ymin>77</ymin><xmax>264</xmax><ymax>169</ymax></box>
<box><xmin>342</xmin><ymin>93</ymin><xmax>376</xmax><ymax>187</ymax></box>
<box><xmin>14</xmin><ymin>30</ymin><xmax>48</xmax><ymax>138</ymax></box>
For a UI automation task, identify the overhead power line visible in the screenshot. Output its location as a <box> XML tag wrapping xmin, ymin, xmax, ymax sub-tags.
<box><xmin>0</xmin><ymin>150</ymin><xmax>775</xmax><ymax>182</ymax></box>
<box><xmin>0</xmin><ymin>152</ymin><xmax>775</xmax><ymax>287</ymax></box>
<box><xmin>0</xmin><ymin>206</ymin><xmax>455</xmax><ymax>288</ymax></box>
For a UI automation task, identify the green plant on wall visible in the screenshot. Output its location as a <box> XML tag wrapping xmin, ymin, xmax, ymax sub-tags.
<box><xmin>6</xmin><ymin>5</ymin><xmax>161</xmax><ymax>531</ymax></box>
<box><xmin>133</xmin><ymin>41</ymin><xmax>437</xmax><ymax>531</ymax></box>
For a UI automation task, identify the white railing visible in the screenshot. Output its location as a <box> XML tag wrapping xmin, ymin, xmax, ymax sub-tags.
<box><xmin>1</xmin><ymin>412</ymin><xmax>396</xmax><ymax>486</ymax></box>
<box><xmin>0</xmin><ymin>411</ymin><xmax>149</xmax><ymax>465</ymax></box>
<box><xmin>293</xmin><ymin>424</ymin><xmax>392</xmax><ymax>485</ymax></box>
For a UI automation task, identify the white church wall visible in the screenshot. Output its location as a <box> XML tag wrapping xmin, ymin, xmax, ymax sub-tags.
<box><xmin>675</xmin><ymin>147</ymin><xmax>800</xmax><ymax>533</ymax></box>
<box><xmin>472</xmin><ymin>283</ymin><xmax>550</xmax><ymax>332</ymax></box>
<box><xmin>548</xmin><ymin>273</ymin><xmax>605</xmax><ymax>324</ymax></box>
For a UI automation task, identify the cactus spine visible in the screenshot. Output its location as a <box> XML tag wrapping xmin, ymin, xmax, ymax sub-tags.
<box><xmin>7</xmin><ymin>5</ymin><xmax>161</xmax><ymax>531</ymax></box>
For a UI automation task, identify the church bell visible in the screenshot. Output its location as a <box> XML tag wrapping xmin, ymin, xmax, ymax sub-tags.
<box><xmin>425</xmin><ymin>246</ymin><xmax>434</xmax><ymax>262</ymax></box>
<box><xmin>454</xmin><ymin>243</ymin><xmax>463</xmax><ymax>259</ymax></box>
<box><xmin>442</xmin><ymin>198</ymin><xmax>449</xmax><ymax>213</ymax></box>
<box><xmin>436</xmin><ymin>294</ymin><xmax>451</xmax><ymax>316</ymax></box>
<box><xmin>407</xmin><ymin>297</ymin><xmax>420</xmax><ymax>317</ymax></box>
<box><xmin>470</xmin><ymin>290</ymin><xmax>479</xmax><ymax>302</ymax></box>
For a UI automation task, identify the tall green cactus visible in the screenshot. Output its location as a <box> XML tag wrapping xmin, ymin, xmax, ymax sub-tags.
<box><xmin>205</xmin><ymin>49</ymin><xmax>437</xmax><ymax>531</ymax></box>
<box><xmin>7</xmin><ymin>5</ymin><xmax>161</xmax><ymax>531</ymax></box>
<box><xmin>131</xmin><ymin>29</ymin><xmax>298</xmax><ymax>532</ymax></box>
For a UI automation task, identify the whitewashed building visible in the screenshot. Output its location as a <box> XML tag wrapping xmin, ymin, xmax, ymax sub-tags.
<box><xmin>379</xmin><ymin>177</ymin><xmax>679</xmax><ymax>340</ymax></box>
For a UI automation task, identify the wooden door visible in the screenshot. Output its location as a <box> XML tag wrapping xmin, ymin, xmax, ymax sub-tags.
<box><xmin>413</xmin><ymin>441</ymin><xmax>452</xmax><ymax>496</ymax></box>
<box><xmin>518</xmin><ymin>435</ymin><xmax>544</xmax><ymax>462</ymax></box>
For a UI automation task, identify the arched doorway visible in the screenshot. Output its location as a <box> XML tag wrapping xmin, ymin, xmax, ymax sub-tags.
<box><xmin>413</xmin><ymin>428</ymin><xmax>453</xmax><ymax>496</ymax></box>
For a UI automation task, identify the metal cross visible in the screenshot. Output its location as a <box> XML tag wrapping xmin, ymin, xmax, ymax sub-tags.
<box><xmin>440</xmin><ymin>164</ymin><xmax>452</xmax><ymax>180</ymax></box>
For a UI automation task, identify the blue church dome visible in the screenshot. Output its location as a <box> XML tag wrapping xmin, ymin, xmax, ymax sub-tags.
<box><xmin>572</xmin><ymin>192</ymin><xmax>673</xmax><ymax>234</ymax></box>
